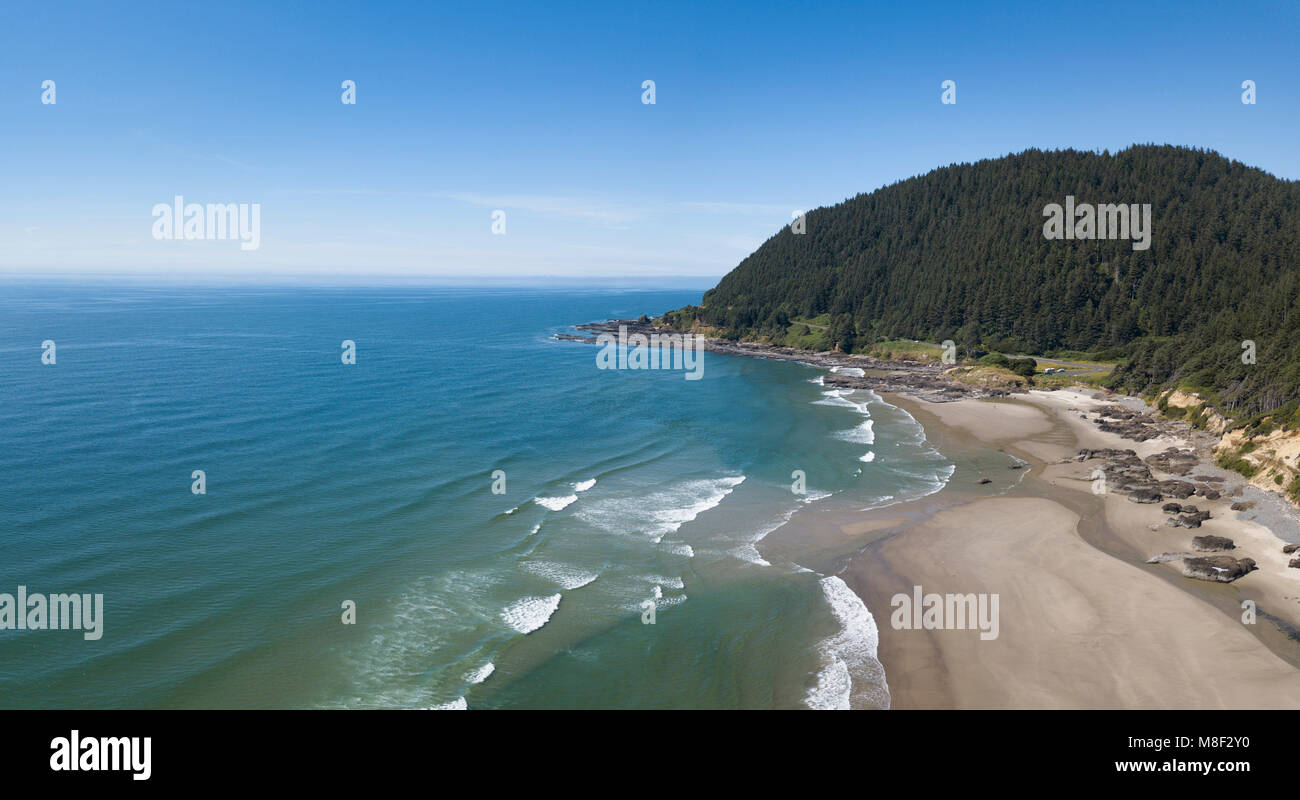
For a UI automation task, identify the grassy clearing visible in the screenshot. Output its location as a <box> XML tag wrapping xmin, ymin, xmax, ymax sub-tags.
<box><xmin>869</xmin><ymin>339</ymin><xmax>946</xmax><ymax>362</ymax></box>
<box><xmin>780</xmin><ymin>322</ymin><xmax>830</xmax><ymax>350</ymax></box>
<box><xmin>944</xmin><ymin>365</ymin><xmax>1029</xmax><ymax>389</ymax></box>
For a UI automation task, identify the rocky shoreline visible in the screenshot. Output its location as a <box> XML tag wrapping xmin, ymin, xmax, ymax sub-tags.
<box><xmin>1065</xmin><ymin>403</ymin><xmax>1299</xmax><ymax>583</ymax></box>
<box><xmin>563</xmin><ymin>319</ymin><xmax>1014</xmax><ymax>402</ymax></box>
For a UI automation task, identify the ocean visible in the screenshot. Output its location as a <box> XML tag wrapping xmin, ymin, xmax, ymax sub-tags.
<box><xmin>0</xmin><ymin>285</ymin><xmax>959</xmax><ymax>709</ymax></box>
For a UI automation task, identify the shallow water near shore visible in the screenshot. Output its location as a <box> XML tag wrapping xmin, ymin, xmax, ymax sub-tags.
<box><xmin>0</xmin><ymin>284</ymin><xmax>963</xmax><ymax>709</ymax></box>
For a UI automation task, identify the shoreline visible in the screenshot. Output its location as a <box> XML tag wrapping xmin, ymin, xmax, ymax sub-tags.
<box><xmin>830</xmin><ymin>389</ymin><xmax>1300</xmax><ymax>708</ymax></box>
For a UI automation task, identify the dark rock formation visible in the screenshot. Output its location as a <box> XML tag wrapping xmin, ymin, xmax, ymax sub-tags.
<box><xmin>1192</xmin><ymin>535</ymin><xmax>1235</xmax><ymax>551</ymax></box>
<box><xmin>1158</xmin><ymin>480</ymin><xmax>1196</xmax><ymax>498</ymax></box>
<box><xmin>1167</xmin><ymin>509</ymin><xmax>1212</xmax><ymax>528</ymax></box>
<box><xmin>1146</xmin><ymin>448</ymin><xmax>1199</xmax><ymax>476</ymax></box>
<box><xmin>1182</xmin><ymin>556</ymin><xmax>1256</xmax><ymax>582</ymax></box>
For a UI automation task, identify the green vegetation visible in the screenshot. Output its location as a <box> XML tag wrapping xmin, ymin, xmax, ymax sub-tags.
<box><xmin>1216</xmin><ymin>446</ymin><xmax>1260</xmax><ymax>479</ymax></box>
<box><xmin>975</xmin><ymin>352</ymin><xmax>1037</xmax><ymax>378</ymax></box>
<box><xmin>779</xmin><ymin>321</ymin><xmax>829</xmax><ymax>350</ymax></box>
<box><xmin>869</xmin><ymin>340</ymin><xmax>946</xmax><ymax>362</ymax></box>
<box><xmin>662</xmin><ymin>145</ymin><xmax>1300</xmax><ymax>427</ymax></box>
<box><xmin>946</xmin><ymin>365</ymin><xmax>1028</xmax><ymax>389</ymax></box>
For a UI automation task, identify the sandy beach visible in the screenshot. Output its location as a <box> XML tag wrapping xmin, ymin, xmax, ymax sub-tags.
<box><xmin>826</xmin><ymin>389</ymin><xmax>1300</xmax><ymax>708</ymax></box>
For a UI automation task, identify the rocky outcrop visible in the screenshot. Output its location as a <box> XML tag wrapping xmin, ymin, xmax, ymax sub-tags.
<box><xmin>1166</xmin><ymin>509</ymin><xmax>1211</xmax><ymax>528</ymax></box>
<box><xmin>1182</xmin><ymin>556</ymin><xmax>1256</xmax><ymax>582</ymax></box>
<box><xmin>1076</xmin><ymin>448</ymin><xmax>1167</xmax><ymax>503</ymax></box>
<box><xmin>1146</xmin><ymin>448</ymin><xmax>1199</xmax><ymax>476</ymax></box>
<box><xmin>1092</xmin><ymin>406</ymin><xmax>1163</xmax><ymax>441</ymax></box>
<box><xmin>1283</xmin><ymin>543</ymin><xmax>1300</xmax><ymax>554</ymax></box>
<box><xmin>1192</xmin><ymin>535</ymin><xmax>1235</xmax><ymax>551</ymax></box>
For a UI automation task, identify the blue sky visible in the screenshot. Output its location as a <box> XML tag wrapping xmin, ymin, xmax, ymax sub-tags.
<box><xmin>1</xmin><ymin>0</ymin><xmax>1297</xmax><ymax>282</ymax></box>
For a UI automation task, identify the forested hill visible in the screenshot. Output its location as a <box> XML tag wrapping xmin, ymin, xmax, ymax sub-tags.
<box><xmin>665</xmin><ymin>145</ymin><xmax>1300</xmax><ymax>422</ymax></box>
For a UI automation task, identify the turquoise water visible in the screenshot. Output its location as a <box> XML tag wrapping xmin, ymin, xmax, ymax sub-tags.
<box><xmin>0</xmin><ymin>285</ymin><xmax>954</xmax><ymax>709</ymax></box>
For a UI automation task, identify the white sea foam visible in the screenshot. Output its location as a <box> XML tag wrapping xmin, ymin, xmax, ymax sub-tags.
<box><xmin>655</xmin><ymin>593</ymin><xmax>686</xmax><ymax>608</ymax></box>
<box><xmin>859</xmin><ymin>451</ymin><xmax>875</xmax><ymax>463</ymax></box>
<box><xmin>464</xmin><ymin>663</ymin><xmax>495</xmax><ymax>685</ymax></box>
<box><xmin>524</xmin><ymin>560</ymin><xmax>599</xmax><ymax>590</ymax></box>
<box><xmin>573</xmin><ymin>478</ymin><xmax>597</xmax><ymax>492</ymax></box>
<box><xmin>837</xmin><ymin>418</ymin><xmax>875</xmax><ymax>444</ymax></box>
<box><xmin>729</xmin><ymin>505</ymin><xmax>801</xmax><ymax>566</ymax></box>
<box><xmin>577</xmin><ymin>475</ymin><xmax>745</xmax><ymax>543</ymax></box>
<box><xmin>814</xmin><ymin>388</ymin><xmax>878</xmax><ymax>413</ymax></box>
<box><xmin>643</xmin><ymin>574</ymin><xmax>685</xmax><ymax>591</ymax></box>
<box><xmin>638</xmin><ymin>584</ymin><xmax>687</xmax><ymax>611</ymax></box>
<box><xmin>500</xmin><ymin>593</ymin><xmax>562</xmax><ymax>634</ymax></box>
<box><xmin>428</xmin><ymin>697</ymin><xmax>468</xmax><ymax>710</ymax></box>
<box><xmin>664</xmin><ymin>542</ymin><xmax>695</xmax><ymax>558</ymax></box>
<box><xmin>805</xmin><ymin>576</ymin><xmax>890</xmax><ymax>710</ymax></box>
<box><xmin>859</xmin><ymin>494</ymin><xmax>895</xmax><ymax>511</ymax></box>
<box><xmin>830</xmin><ymin>366</ymin><xmax>865</xmax><ymax>377</ymax></box>
<box><xmin>732</xmin><ymin>543</ymin><xmax>773</xmax><ymax>567</ymax></box>
<box><xmin>527</xmin><ymin>523</ymin><xmax>542</xmax><ymax>536</ymax></box>
<box><xmin>805</xmin><ymin>657</ymin><xmax>852</xmax><ymax>711</ymax></box>
<box><xmin>535</xmin><ymin>494</ymin><xmax>577</xmax><ymax>511</ymax></box>
<box><xmin>812</xmin><ymin>388</ymin><xmax>854</xmax><ymax>408</ymax></box>
<box><xmin>816</xmin><ymin>388</ymin><xmax>877</xmax><ymax>444</ymax></box>
<box><xmin>503</xmin><ymin>506</ymin><xmax>519</xmax><ymax>515</ymax></box>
